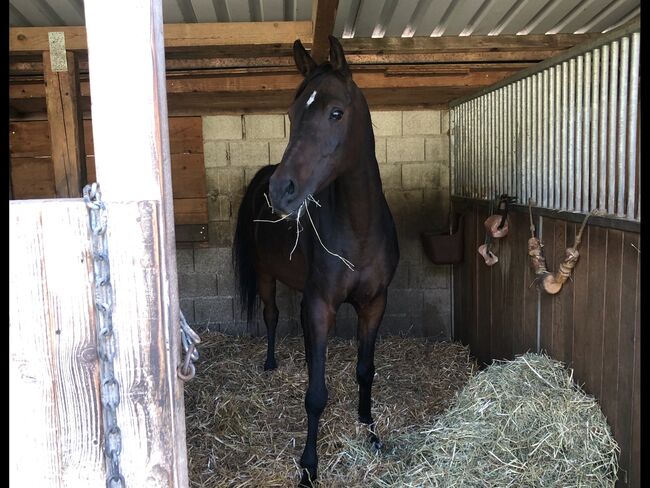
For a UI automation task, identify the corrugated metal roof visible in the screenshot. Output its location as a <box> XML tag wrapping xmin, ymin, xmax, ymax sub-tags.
<box><xmin>9</xmin><ymin>0</ymin><xmax>640</xmax><ymax>36</ymax></box>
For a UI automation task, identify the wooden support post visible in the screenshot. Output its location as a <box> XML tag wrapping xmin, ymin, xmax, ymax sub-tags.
<box><xmin>83</xmin><ymin>0</ymin><xmax>187</xmax><ymax>486</ymax></box>
<box><xmin>43</xmin><ymin>49</ymin><xmax>86</xmax><ymax>197</ymax></box>
<box><xmin>311</xmin><ymin>0</ymin><xmax>339</xmax><ymax>63</ymax></box>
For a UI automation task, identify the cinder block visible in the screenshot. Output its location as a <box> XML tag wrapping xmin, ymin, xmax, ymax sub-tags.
<box><xmin>202</xmin><ymin>115</ymin><xmax>243</xmax><ymax>141</ymax></box>
<box><xmin>195</xmin><ymin>296</ymin><xmax>234</xmax><ymax>324</ymax></box>
<box><xmin>218</xmin><ymin>273</ymin><xmax>237</xmax><ymax>296</ymax></box>
<box><xmin>206</xmin><ymin>168</ymin><xmax>245</xmax><ymax>195</ymax></box>
<box><xmin>402</xmin><ymin>162</ymin><xmax>440</xmax><ymax>189</ymax></box>
<box><xmin>421</xmin><ymin>291</ymin><xmax>452</xmax><ymax>339</ymax></box>
<box><xmin>269</xmin><ymin>140</ymin><xmax>289</xmax><ymax>164</ymax></box>
<box><xmin>423</xmin><ymin>188</ymin><xmax>451</xmax><ymax>229</ymax></box>
<box><xmin>220</xmin><ymin>321</ymin><xmax>248</xmax><ymax>336</ymax></box>
<box><xmin>180</xmin><ymin>299</ymin><xmax>195</xmax><ymax>324</ymax></box>
<box><xmin>438</xmin><ymin>163</ymin><xmax>450</xmax><ymax>190</ymax></box>
<box><xmin>244</xmin><ymin>114</ymin><xmax>286</xmax><ymax>139</ymax></box>
<box><xmin>403</xmin><ymin>110</ymin><xmax>441</xmax><ymax>135</ymax></box>
<box><xmin>229</xmin><ymin>141</ymin><xmax>270</xmax><ymax>166</ymax></box>
<box><xmin>204</xmin><ymin>141</ymin><xmax>229</xmax><ymax>168</ymax></box>
<box><xmin>387</xmin><ymin>137</ymin><xmax>425</xmax><ymax>162</ymax></box>
<box><xmin>378</xmin><ymin>314</ymin><xmax>413</xmax><ymax>337</ymax></box>
<box><xmin>176</xmin><ymin>248</ymin><xmax>194</xmax><ymax>273</ymax></box>
<box><xmin>178</xmin><ymin>272</ymin><xmax>217</xmax><ymax>298</ymax></box>
<box><xmin>441</xmin><ymin>110</ymin><xmax>450</xmax><ymax>135</ymax></box>
<box><xmin>194</xmin><ymin>246</ymin><xmax>219</xmax><ymax>271</ymax></box>
<box><xmin>384</xmin><ymin>189</ymin><xmax>423</xmax><ymax>219</ymax></box>
<box><xmin>390</xmin><ymin>263</ymin><xmax>409</xmax><ymax>289</ymax></box>
<box><xmin>244</xmin><ymin>166</ymin><xmax>268</xmax><ymax>186</ymax></box>
<box><xmin>379</xmin><ymin>163</ymin><xmax>401</xmax><ymax>189</ymax></box>
<box><xmin>375</xmin><ymin>138</ymin><xmax>387</xmax><ymax>163</ymax></box>
<box><xmin>208</xmin><ymin>221</ymin><xmax>234</xmax><ymax>246</ymax></box>
<box><xmin>425</xmin><ymin>135</ymin><xmax>450</xmax><ymax>163</ymax></box>
<box><xmin>370</xmin><ymin>111</ymin><xmax>402</xmax><ymax>137</ymax></box>
<box><xmin>208</xmin><ymin>194</ymin><xmax>231</xmax><ymax>221</ymax></box>
<box><xmin>386</xmin><ymin>289</ymin><xmax>423</xmax><ymax>315</ymax></box>
<box><xmin>276</xmin><ymin>319</ymin><xmax>301</xmax><ymax>338</ymax></box>
<box><xmin>284</xmin><ymin>114</ymin><xmax>291</xmax><ymax>135</ymax></box>
<box><xmin>409</xmin><ymin>263</ymin><xmax>449</xmax><ymax>289</ymax></box>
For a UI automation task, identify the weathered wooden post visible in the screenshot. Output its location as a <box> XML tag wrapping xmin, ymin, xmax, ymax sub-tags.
<box><xmin>82</xmin><ymin>0</ymin><xmax>188</xmax><ymax>485</ymax></box>
<box><xmin>10</xmin><ymin>1</ymin><xmax>189</xmax><ymax>486</ymax></box>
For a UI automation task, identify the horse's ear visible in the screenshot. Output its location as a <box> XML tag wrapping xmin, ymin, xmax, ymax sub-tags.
<box><xmin>293</xmin><ymin>39</ymin><xmax>316</xmax><ymax>77</ymax></box>
<box><xmin>328</xmin><ymin>35</ymin><xmax>350</xmax><ymax>78</ymax></box>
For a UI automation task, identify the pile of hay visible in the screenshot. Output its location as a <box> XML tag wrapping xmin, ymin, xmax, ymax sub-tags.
<box><xmin>184</xmin><ymin>331</ymin><xmax>476</xmax><ymax>487</ymax></box>
<box><xmin>185</xmin><ymin>333</ymin><xmax>618</xmax><ymax>487</ymax></box>
<box><xmin>377</xmin><ymin>353</ymin><xmax>620</xmax><ymax>487</ymax></box>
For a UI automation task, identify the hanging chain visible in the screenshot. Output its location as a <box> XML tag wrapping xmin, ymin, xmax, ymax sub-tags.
<box><xmin>83</xmin><ymin>183</ymin><xmax>126</xmax><ymax>488</ymax></box>
<box><xmin>178</xmin><ymin>311</ymin><xmax>201</xmax><ymax>381</ymax></box>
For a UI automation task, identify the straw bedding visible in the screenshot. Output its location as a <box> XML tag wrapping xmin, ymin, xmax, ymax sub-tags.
<box><xmin>185</xmin><ymin>333</ymin><xmax>618</xmax><ymax>487</ymax></box>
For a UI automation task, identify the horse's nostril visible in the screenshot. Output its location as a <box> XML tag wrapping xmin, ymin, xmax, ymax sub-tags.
<box><xmin>285</xmin><ymin>180</ymin><xmax>295</xmax><ymax>196</ymax></box>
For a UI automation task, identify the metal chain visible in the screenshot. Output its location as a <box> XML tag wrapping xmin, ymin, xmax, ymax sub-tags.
<box><xmin>178</xmin><ymin>311</ymin><xmax>201</xmax><ymax>381</ymax></box>
<box><xmin>83</xmin><ymin>183</ymin><xmax>126</xmax><ymax>488</ymax></box>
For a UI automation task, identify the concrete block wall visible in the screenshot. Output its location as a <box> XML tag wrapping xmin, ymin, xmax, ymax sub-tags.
<box><xmin>179</xmin><ymin>110</ymin><xmax>452</xmax><ymax>340</ymax></box>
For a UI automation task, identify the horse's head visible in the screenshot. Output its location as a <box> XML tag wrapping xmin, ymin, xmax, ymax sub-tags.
<box><xmin>269</xmin><ymin>36</ymin><xmax>368</xmax><ymax>216</ymax></box>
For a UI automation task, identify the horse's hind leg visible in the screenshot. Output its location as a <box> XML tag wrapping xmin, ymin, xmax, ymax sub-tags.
<box><xmin>259</xmin><ymin>273</ymin><xmax>279</xmax><ymax>370</ymax></box>
<box><xmin>355</xmin><ymin>292</ymin><xmax>387</xmax><ymax>450</ymax></box>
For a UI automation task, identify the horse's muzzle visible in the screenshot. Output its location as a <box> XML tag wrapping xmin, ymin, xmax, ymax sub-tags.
<box><xmin>269</xmin><ymin>174</ymin><xmax>300</xmax><ymax>215</ymax></box>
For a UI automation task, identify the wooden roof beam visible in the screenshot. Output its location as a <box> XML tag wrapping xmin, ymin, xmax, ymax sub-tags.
<box><xmin>9</xmin><ymin>21</ymin><xmax>313</xmax><ymax>54</ymax></box>
<box><xmin>310</xmin><ymin>0</ymin><xmax>340</xmax><ymax>63</ymax></box>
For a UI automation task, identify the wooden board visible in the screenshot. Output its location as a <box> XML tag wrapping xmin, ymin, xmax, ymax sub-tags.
<box><xmin>9</xmin><ymin>21</ymin><xmax>314</xmax><ymax>53</ymax></box>
<box><xmin>43</xmin><ymin>51</ymin><xmax>86</xmax><ymax>197</ymax></box>
<box><xmin>10</xmin><ymin>157</ymin><xmax>55</xmax><ymax>198</ymax></box>
<box><xmin>10</xmin><ymin>200</ymin><xmax>104</xmax><ymax>487</ymax></box>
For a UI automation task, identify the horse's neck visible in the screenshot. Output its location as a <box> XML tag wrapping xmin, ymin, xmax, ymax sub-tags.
<box><xmin>320</xmin><ymin>152</ymin><xmax>385</xmax><ymax>239</ymax></box>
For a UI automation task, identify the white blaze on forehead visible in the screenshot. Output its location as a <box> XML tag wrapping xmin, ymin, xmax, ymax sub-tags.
<box><xmin>306</xmin><ymin>90</ymin><xmax>317</xmax><ymax>108</ymax></box>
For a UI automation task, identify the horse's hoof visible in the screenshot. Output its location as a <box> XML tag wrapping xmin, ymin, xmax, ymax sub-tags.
<box><xmin>298</xmin><ymin>468</ymin><xmax>317</xmax><ymax>487</ymax></box>
<box><xmin>370</xmin><ymin>436</ymin><xmax>384</xmax><ymax>451</ymax></box>
<box><xmin>263</xmin><ymin>360</ymin><xmax>278</xmax><ymax>371</ymax></box>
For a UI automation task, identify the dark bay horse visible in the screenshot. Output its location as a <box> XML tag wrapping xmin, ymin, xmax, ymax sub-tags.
<box><xmin>233</xmin><ymin>36</ymin><xmax>399</xmax><ymax>487</ymax></box>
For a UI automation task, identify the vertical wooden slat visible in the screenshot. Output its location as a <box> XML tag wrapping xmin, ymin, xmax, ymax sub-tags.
<box><xmin>476</xmin><ymin>206</ymin><xmax>492</xmax><ymax>365</ymax></box>
<box><xmin>539</xmin><ymin>218</ymin><xmax>556</xmax><ymax>354</ymax></box>
<box><xmin>584</xmin><ymin>225</ymin><xmax>607</xmax><ymax>398</ymax></box>
<box><xmin>629</xmin><ymin>250</ymin><xmax>640</xmax><ymax>487</ymax></box>
<box><xmin>599</xmin><ymin>229</ymin><xmax>623</xmax><ymax>441</ymax></box>
<box><xmin>10</xmin><ymin>200</ymin><xmax>104</xmax><ymax>487</ymax></box>
<box><xmin>550</xmin><ymin>220</ymin><xmax>568</xmax><ymax>358</ymax></box>
<box><xmin>83</xmin><ymin>0</ymin><xmax>187</xmax><ymax>486</ymax></box>
<box><xmin>466</xmin><ymin>208</ymin><xmax>478</xmax><ymax>355</ymax></box>
<box><xmin>571</xmin><ymin>223</ymin><xmax>589</xmax><ymax>386</ymax></box>
<box><xmin>43</xmin><ymin>50</ymin><xmax>86</xmax><ymax>197</ymax></box>
<box><xmin>507</xmin><ymin>211</ymin><xmax>527</xmax><ymax>356</ymax></box>
<box><xmin>615</xmin><ymin>231</ymin><xmax>639</xmax><ymax>486</ymax></box>
<box><xmin>522</xmin><ymin>213</ymin><xmax>539</xmax><ymax>353</ymax></box>
<box><xmin>558</xmin><ymin>222</ymin><xmax>575</xmax><ymax>365</ymax></box>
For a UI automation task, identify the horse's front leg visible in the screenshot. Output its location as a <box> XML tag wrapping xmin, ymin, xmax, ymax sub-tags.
<box><xmin>298</xmin><ymin>296</ymin><xmax>335</xmax><ymax>488</ymax></box>
<box><xmin>356</xmin><ymin>292</ymin><xmax>387</xmax><ymax>450</ymax></box>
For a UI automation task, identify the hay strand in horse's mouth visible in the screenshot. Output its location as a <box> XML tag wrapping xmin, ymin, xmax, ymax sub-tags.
<box><xmin>304</xmin><ymin>195</ymin><xmax>355</xmax><ymax>271</ymax></box>
<box><xmin>253</xmin><ymin>193</ymin><xmax>356</xmax><ymax>271</ymax></box>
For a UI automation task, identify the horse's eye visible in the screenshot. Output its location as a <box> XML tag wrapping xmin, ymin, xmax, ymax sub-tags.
<box><xmin>329</xmin><ymin>109</ymin><xmax>343</xmax><ymax>120</ymax></box>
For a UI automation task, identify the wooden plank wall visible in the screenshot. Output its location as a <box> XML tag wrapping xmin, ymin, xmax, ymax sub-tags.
<box><xmin>9</xmin><ymin>117</ymin><xmax>208</xmax><ymax>231</ymax></box>
<box><xmin>453</xmin><ymin>201</ymin><xmax>640</xmax><ymax>487</ymax></box>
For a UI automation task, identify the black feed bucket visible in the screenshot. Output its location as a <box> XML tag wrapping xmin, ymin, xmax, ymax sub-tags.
<box><xmin>420</xmin><ymin>213</ymin><xmax>464</xmax><ymax>265</ymax></box>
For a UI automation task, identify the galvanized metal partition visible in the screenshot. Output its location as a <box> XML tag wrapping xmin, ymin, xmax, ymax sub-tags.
<box><xmin>450</xmin><ymin>20</ymin><xmax>640</xmax><ymax>221</ymax></box>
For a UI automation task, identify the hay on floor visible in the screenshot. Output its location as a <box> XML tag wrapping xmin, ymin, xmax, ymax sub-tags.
<box><xmin>185</xmin><ymin>335</ymin><xmax>618</xmax><ymax>488</ymax></box>
<box><xmin>184</xmin><ymin>332</ymin><xmax>475</xmax><ymax>487</ymax></box>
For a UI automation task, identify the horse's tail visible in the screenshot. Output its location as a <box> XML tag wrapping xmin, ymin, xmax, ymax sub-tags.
<box><xmin>233</xmin><ymin>165</ymin><xmax>276</xmax><ymax>324</ymax></box>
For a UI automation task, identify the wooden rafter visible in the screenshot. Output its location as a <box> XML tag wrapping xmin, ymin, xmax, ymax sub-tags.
<box><xmin>9</xmin><ymin>21</ymin><xmax>313</xmax><ymax>53</ymax></box>
<box><xmin>310</xmin><ymin>0</ymin><xmax>340</xmax><ymax>63</ymax></box>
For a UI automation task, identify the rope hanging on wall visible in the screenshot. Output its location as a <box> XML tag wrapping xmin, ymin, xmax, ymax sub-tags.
<box><xmin>527</xmin><ymin>199</ymin><xmax>593</xmax><ymax>295</ymax></box>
